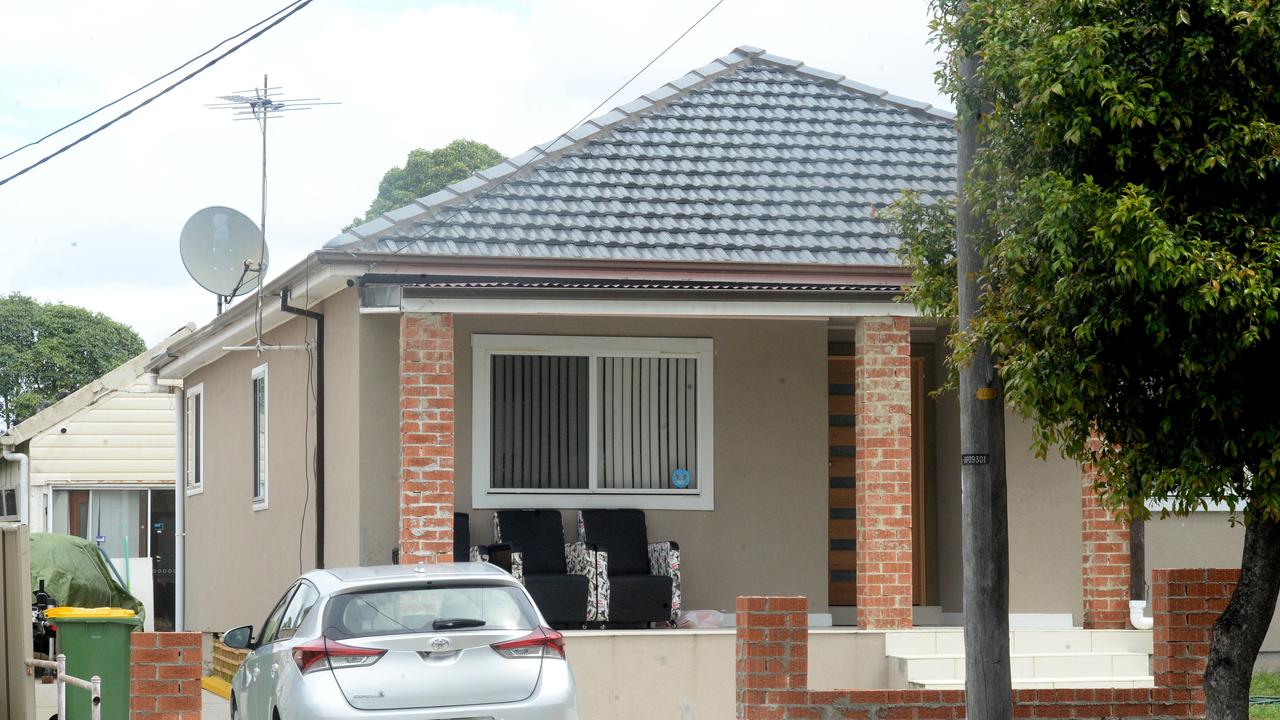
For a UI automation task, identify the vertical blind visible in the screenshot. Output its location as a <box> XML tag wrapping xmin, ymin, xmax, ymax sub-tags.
<box><xmin>252</xmin><ymin>375</ymin><xmax>266</xmax><ymax>500</ymax></box>
<box><xmin>600</xmin><ymin>357</ymin><xmax>697</xmax><ymax>490</ymax></box>
<box><xmin>489</xmin><ymin>354</ymin><xmax>698</xmax><ymax>491</ymax></box>
<box><xmin>490</xmin><ymin>355</ymin><xmax>590</xmax><ymax>489</ymax></box>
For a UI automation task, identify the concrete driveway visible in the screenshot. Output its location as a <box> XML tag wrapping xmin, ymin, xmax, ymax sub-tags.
<box><xmin>32</xmin><ymin>679</ymin><xmax>230</xmax><ymax>719</ymax></box>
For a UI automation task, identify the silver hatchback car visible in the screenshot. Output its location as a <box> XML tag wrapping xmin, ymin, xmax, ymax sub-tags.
<box><xmin>222</xmin><ymin>562</ymin><xmax>580</xmax><ymax>720</ymax></box>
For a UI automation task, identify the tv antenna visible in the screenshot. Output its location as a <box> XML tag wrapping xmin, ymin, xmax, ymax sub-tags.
<box><xmin>205</xmin><ymin>75</ymin><xmax>338</xmax><ymax>315</ymax></box>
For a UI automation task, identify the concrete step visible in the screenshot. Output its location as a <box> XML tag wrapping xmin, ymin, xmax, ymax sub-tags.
<box><xmin>883</xmin><ymin>628</ymin><xmax>1152</xmax><ymax>657</ymax></box>
<box><xmin>888</xmin><ymin>651</ymin><xmax>1150</xmax><ymax>686</ymax></box>
<box><xmin>909</xmin><ymin>675</ymin><xmax>1156</xmax><ymax>690</ymax></box>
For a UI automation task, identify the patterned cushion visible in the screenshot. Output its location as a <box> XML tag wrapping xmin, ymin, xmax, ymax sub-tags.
<box><xmin>579</xmin><ymin>509</ymin><xmax>651</xmax><ymax>576</ymax></box>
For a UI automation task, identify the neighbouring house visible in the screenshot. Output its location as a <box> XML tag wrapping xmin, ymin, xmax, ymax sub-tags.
<box><xmin>0</xmin><ymin>324</ymin><xmax>193</xmax><ymax>631</ymax></box>
<box><xmin>144</xmin><ymin>46</ymin><xmax>1276</xmax><ymax>717</ymax></box>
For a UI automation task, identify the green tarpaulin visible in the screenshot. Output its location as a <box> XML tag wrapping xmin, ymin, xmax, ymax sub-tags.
<box><xmin>30</xmin><ymin>533</ymin><xmax>145</xmax><ymax>626</ymax></box>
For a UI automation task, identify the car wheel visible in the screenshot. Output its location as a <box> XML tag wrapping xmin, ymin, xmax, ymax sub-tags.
<box><xmin>229</xmin><ymin>694</ymin><xmax>238</xmax><ymax>720</ymax></box>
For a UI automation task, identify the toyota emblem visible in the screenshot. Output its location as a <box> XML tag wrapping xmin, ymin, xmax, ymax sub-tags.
<box><xmin>430</xmin><ymin>637</ymin><xmax>451</xmax><ymax>652</ymax></box>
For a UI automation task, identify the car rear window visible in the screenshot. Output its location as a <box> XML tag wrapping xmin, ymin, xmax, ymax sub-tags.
<box><xmin>323</xmin><ymin>584</ymin><xmax>538</xmax><ymax>640</ymax></box>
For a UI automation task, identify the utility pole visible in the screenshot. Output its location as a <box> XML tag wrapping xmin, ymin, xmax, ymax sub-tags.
<box><xmin>956</xmin><ymin>42</ymin><xmax>1014</xmax><ymax>718</ymax></box>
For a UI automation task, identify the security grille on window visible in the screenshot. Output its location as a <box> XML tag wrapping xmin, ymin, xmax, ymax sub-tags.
<box><xmin>474</xmin><ymin>335</ymin><xmax>713</xmax><ymax>510</ymax></box>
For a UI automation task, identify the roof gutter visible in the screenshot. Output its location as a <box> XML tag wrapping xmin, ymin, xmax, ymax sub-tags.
<box><xmin>314</xmin><ymin>249</ymin><xmax>915</xmax><ymax>286</ymax></box>
<box><xmin>149</xmin><ymin>258</ymin><xmax>361</xmax><ymax>380</ymax></box>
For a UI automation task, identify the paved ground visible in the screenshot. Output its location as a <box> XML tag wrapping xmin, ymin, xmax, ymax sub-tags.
<box><xmin>32</xmin><ymin>678</ymin><xmax>231</xmax><ymax>719</ymax></box>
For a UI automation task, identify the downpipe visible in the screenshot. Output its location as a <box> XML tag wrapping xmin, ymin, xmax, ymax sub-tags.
<box><xmin>1129</xmin><ymin>600</ymin><xmax>1153</xmax><ymax>630</ymax></box>
<box><xmin>2</xmin><ymin>449</ymin><xmax>30</xmax><ymax>525</ymax></box>
<box><xmin>1130</xmin><ymin>517</ymin><xmax>1152</xmax><ymax>629</ymax></box>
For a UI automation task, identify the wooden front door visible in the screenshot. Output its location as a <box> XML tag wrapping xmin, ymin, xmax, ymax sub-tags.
<box><xmin>828</xmin><ymin>343</ymin><xmax>929</xmax><ymax>608</ymax></box>
<box><xmin>827</xmin><ymin>342</ymin><xmax>857</xmax><ymax>606</ymax></box>
<box><xmin>911</xmin><ymin>356</ymin><xmax>928</xmax><ymax>606</ymax></box>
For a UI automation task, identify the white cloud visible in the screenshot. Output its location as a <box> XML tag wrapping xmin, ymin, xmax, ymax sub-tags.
<box><xmin>0</xmin><ymin>0</ymin><xmax>947</xmax><ymax>346</ymax></box>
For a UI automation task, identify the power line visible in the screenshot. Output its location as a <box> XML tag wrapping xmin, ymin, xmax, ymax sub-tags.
<box><xmin>389</xmin><ymin>0</ymin><xmax>727</xmax><ymax>254</ymax></box>
<box><xmin>0</xmin><ymin>0</ymin><xmax>315</xmax><ymax>188</ymax></box>
<box><xmin>0</xmin><ymin>0</ymin><xmax>308</xmax><ymax>164</ymax></box>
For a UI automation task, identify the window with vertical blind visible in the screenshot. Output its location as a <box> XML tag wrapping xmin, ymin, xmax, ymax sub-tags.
<box><xmin>251</xmin><ymin>364</ymin><xmax>268</xmax><ymax>509</ymax></box>
<box><xmin>472</xmin><ymin>335</ymin><xmax>714</xmax><ymax>510</ymax></box>
<box><xmin>185</xmin><ymin>384</ymin><xmax>204</xmax><ymax>494</ymax></box>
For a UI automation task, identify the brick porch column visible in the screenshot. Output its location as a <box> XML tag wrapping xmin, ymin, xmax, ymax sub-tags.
<box><xmin>1082</xmin><ymin>452</ymin><xmax>1130</xmax><ymax>628</ymax></box>
<box><xmin>399</xmin><ymin>313</ymin><xmax>455</xmax><ymax>563</ymax></box>
<box><xmin>853</xmin><ymin>316</ymin><xmax>913</xmax><ymax>629</ymax></box>
<box><xmin>735</xmin><ymin>596</ymin><xmax>809</xmax><ymax>718</ymax></box>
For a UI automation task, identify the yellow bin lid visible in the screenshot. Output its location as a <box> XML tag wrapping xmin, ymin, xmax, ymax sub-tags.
<box><xmin>45</xmin><ymin>607</ymin><xmax>137</xmax><ymax>619</ymax></box>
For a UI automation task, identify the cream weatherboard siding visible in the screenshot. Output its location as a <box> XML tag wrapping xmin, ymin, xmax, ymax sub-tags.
<box><xmin>29</xmin><ymin>389</ymin><xmax>177</xmax><ymax>491</ymax></box>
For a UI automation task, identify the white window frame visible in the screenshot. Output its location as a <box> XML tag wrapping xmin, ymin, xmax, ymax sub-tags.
<box><xmin>472</xmin><ymin>334</ymin><xmax>714</xmax><ymax>511</ymax></box>
<box><xmin>251</xmin><ymin>363</ymin><xmax>269</xmax><ymax>511</ymax></box>
<box><xmin>185</xmin><ymin>383</ymin><xmax>204</xmax><ymax>496</ymax></box>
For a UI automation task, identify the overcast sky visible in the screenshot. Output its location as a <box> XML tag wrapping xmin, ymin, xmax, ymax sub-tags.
<box><xmin>0</xmin><ymin>0</ymin><xmax>948</xmax><ymax>346</ymax></box>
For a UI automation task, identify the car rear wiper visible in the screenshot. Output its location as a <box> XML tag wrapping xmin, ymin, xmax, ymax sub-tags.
<box><xmin>432</xmin><ymin>618</ymin><xmax>486</xmax><ymax>631</ymax></box>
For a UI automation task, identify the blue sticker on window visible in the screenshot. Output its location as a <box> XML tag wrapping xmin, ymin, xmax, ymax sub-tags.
<box><xmin>95</xmin><ymin>535</ymin><xmax>107</xmax><ymax>544</ymax></box>
<box><xmin>671</xmin><ymin>469</ymin><xmax>691</xmax><ymax>489</ymax></box>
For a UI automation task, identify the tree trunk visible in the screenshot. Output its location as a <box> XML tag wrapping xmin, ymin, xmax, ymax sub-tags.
<box><xmin>956</xmin><ymin>49</ymin><xmax>1014</xmax><ymax>718</ymax></box>
<box><xmin>1205</xmin><ymin>515</ymin><xmax>1280</xmax><ymax>719</ymax></box>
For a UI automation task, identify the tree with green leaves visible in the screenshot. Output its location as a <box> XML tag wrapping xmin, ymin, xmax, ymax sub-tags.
<box><xmin>0</xmin><ymin>293</ymin><xmax>145</xmax><ymax>429</ymax></box>
<box><xmin>897</xmin><ymin>3</ymin><xmax>1280</xmax><ymax>716</ymax></box>
<box><xmin>347</xmin><ymin>138</ymin><xmax>504</xmax><ymax>229</ymax></box>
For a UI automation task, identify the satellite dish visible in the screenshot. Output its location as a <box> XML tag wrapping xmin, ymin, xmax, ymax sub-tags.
<box><xmin>179</xmin><ymin>206</ymin><xmax>269</xmax><ymax>298</ymax></box>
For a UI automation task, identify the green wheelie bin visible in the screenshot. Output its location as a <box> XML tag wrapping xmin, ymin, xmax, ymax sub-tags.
<box><xmin>45</xmin><ymin>607</ymin><xmax>141</xmax><ymax>720</ymax></box>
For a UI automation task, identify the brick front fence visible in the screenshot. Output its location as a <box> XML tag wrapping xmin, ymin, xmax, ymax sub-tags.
<box><xmin>736</xmin><ymin>568</ymin><xmax>1234</xmax><ymax>719</ymax></box>
<box><xmin>130</xmin><ymin>631</ymin><xmax>203</xmax><ymax>719</ymax></box>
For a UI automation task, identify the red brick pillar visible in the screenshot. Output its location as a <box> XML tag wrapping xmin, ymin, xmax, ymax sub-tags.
<box><xmin>1152</xmin><ymin>567</ymin><xmax>1235</xmax><ymax>699</ymax></box>
<box><xmin>1082</xmin><ymin>451</ymin><xmax>1130</xmax><ymax>628</ymax></box>
<box><xmin>130</xmin><ymin>632</ymin><xmax>203</xmax><ymax>720</ymax></box>
<box><xmin>735</xmin><ymin>596</ymin><xmax>809</xmax><ymax>719</ymax></box>
<box><xmin>853</xmin><ymin>316</ymin><xmax>913</xmax><ymax>629</ymax></box>
<box><xmin>399</xmin><ymin>313</ymin><xmax>455</xmax><ymax>563</ymax></box>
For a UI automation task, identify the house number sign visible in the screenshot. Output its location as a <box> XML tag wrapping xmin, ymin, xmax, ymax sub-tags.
<box><xmin>961</xmin><ymin>454</ymin><xmax>989</xmax><ymax>465</ymax></box>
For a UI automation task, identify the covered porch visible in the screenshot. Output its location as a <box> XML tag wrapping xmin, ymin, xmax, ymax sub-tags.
<box><xmin>385</xmin><ymin>283</ymin><xmax>1136</xmax><ymax>635</ymax></box>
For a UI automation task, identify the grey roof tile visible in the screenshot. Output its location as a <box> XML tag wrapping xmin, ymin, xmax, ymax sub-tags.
<box><xmin>757</xmin><ymin>52</ymin><xmax>803</xmax><ymax>69</ymax></box>
<box><xmin>418</xmin><ymin>188</ymin><xmax>461</xmax><ymax>206</ymax></box>
<box><xmin>382</xmin><ymin>202</ymin><xmax>428</xmax><ymax>223</ymax></box>
<box><xmin>797</xmin><ymin>65</ymin><xmax>844</xmax><ymax>84</ymax></box>
<box><xmin>642</xmin><ymin>85</ymin><xmax>680</xmax><ymax>104</ymax></box>
<box><xmin>334</xmin><ymin>49</ymin><xmax>955</xmax><ymax>268</ymax></box>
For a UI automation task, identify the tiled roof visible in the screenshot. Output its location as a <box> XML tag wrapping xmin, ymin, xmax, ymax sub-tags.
<box><xmin>327</xmin><ymin>46</ymin><xmax>956</xmax><ymax>267</ymax></box>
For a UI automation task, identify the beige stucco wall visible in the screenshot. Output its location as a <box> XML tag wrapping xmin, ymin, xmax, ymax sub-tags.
<box><xmin>1145</xmin><ymin>512</ymin><xmax>1280</xmax><ymax>654</ymax></box>
<box><xmin>356</xmin><ymin>311</ymin><xmax>401</xmax><ymax>566</ymax></box>
<box><xmin>184</xmin><ymin>289</ymin><xmax>402</xmax><ymax>632</ymax></box>
<box><xmin>184</xmin><ymin>315</ymin><xmax>316</xmax><ymax>633</ymax></box>
<box><xmin>933</xmin><ymin>337</ymin><xmax>1084</xmax><ymax>622</ymax></box>
<box><xmin>453</xmin><ymin>315</ymin><xmax>831</xmax><ymax>613</ymax></box>
<box><xmin>563</xmin><ymin>628</ymin><xmax>887</xmax><ymax>720</ymax></box>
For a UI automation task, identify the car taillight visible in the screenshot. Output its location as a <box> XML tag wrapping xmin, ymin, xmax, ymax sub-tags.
<box><xmin>490</xmin><ymin>627</ymin><xmax>565</xmax><ymax>659</ymax></box>
<box><xmin>292</xmin><ymin>638</ymin><xmax>386</xmax><ymax>674</ymax></box>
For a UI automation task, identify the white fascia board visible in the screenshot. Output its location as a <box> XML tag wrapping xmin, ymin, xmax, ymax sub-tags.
<box><xmin>400</xmin><ymin>297</ymin><xmax>918</xmax><ymax>318</ymax></box>
<box><xmin>158</xmin><ymin>264</ymin><xmax>359</xmax><ymax>380</ymax></box>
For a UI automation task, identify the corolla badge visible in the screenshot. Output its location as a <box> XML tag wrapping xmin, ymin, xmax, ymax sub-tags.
<box><xmin>430</xmin><ymin>637</ymin><xmax>451</xmax><ymax>651</ymax></box>
<box><xmin>352</xmin><ymin>691</ymin><xmax>385</xmax><ymax>700</ymax></box>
